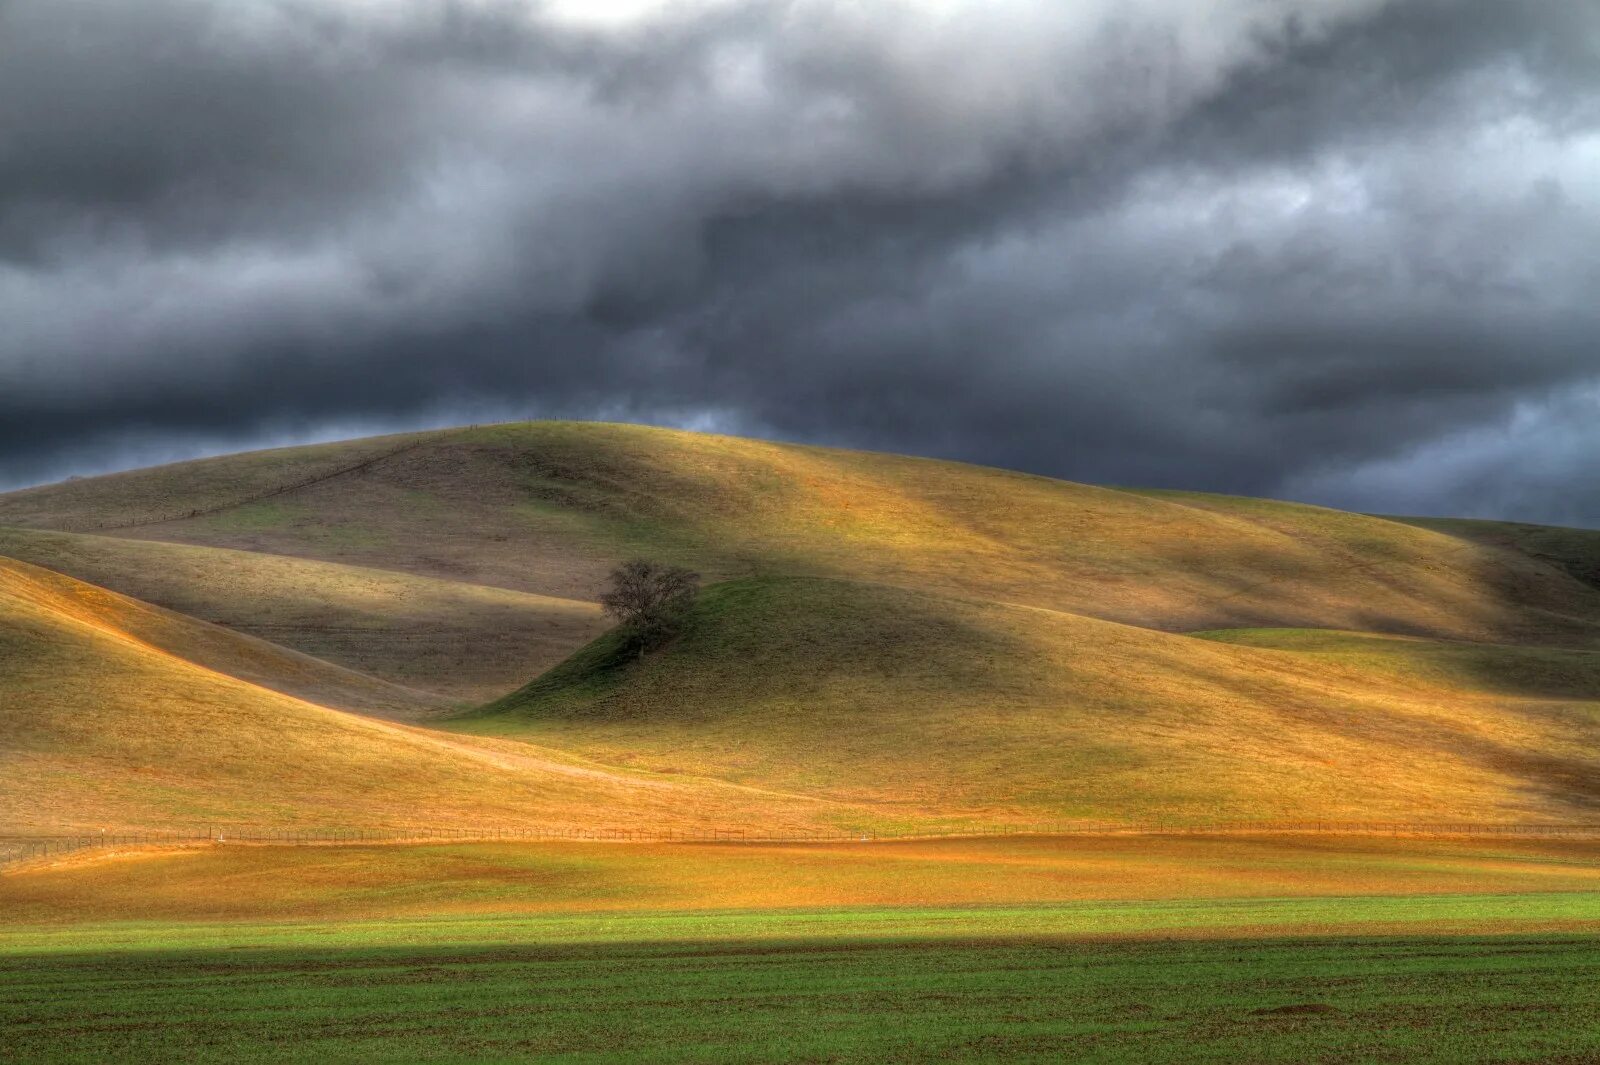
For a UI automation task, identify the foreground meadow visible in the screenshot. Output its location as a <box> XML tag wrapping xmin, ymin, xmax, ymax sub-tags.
<box><xmin>5</xmin><ymin>836</ymin><xmax>1600</xmax><ymax>1063</ymax></box>
<box><xmin>7</xmin><ymin>927</ymin><xmax>1600</xmax><ymax>1064</ymax></box>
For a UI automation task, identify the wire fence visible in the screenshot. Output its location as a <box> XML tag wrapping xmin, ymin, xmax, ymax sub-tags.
<box><xmin>5</xmin><ymin>820</ymin><xmax>1600</xmax><ymax>870</ymax></box>
<box><xmin>77</xmin><ymin>433</ymin><xmax>448</xmax><ymax>532</ymax></box>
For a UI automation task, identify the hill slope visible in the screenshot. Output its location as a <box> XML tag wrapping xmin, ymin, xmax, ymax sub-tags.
<box><xmin>460</xmin><ymin>577</ymin><xmax>1600</xmax><ymax>824</ymax></box>
<box><xmin>4</xmin><ymin>422</ymin><xmax>1598</xmax><ymax>646</ymax></box>
<box><xmin>0</xmin><ymin>558</ymin><xmax>832</xmax><ymax>833</ymax></box>
<box><xmin>1395</xmin><ymin>516</ymin><xmax>1600</xmax><ymax>593</ymax></box>
<box><xmin>2</xmin><ymin>421</ymin><xmax>1598</xmax><ymax>831</ymax></box>
<box><xmin>0</xmin><ymin>527</ymin><xmax>604</xmax><ymax>703</ymax></box>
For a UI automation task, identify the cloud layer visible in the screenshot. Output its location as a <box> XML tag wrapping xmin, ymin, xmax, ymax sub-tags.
<box><xmin>3</xmin><ymin>0</ymin><xmax>1598</xmax><ymax>523</ymax></box>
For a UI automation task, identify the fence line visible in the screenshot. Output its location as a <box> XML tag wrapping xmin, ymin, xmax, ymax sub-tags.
<box><xmin>5</xmin><ymin>820</ymin><xmax>1600</xmax><ymax>870</ymax></box>
<box><xmin>76</xmin><ymin>432</ymin><xmax>452</xmax><ymax>533</ymax></box>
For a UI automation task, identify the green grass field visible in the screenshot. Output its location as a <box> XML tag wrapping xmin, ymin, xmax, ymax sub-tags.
<box><xmin>6</xmin><ymin>839</ymin><xmax>1600</xmax><ymax>1062</ymax></box>
<box><xmin>7</xmin><ymin>901</ymin><xmax>1600</xmax><ymax>1063</ymax></box>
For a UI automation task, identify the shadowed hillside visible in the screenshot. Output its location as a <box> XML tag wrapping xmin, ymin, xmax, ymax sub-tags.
<box><xmin>0</xmin><ymin>558</ymin><xmax>834</xmax><ymax>834</ymax></box>
<box><xmin>2</xmin><ymin>421</ymin><xmax>1598</xmax><ymax>831</ymax></box>
<box><xmin>0</xmin><ymin>527</ymin><xmax>604</xmax><ymax>703</ymax></box>
<box><xmin>460</xmin><ymin>577</ymin><xmax>1600</xmax><ymax>824</ymax></box>
<box><xmin>1396</xmin><ymin>516</ymin><xmax>1600</xmax><ymax>593</ymax></box>
<box><xmin>4</xmin><ymin>422</ymin><xmax>1598</xmax><ymax>647</ymax></box>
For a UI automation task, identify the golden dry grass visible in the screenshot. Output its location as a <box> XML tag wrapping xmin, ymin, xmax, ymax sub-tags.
<box><xmin>1</xmin><ymin>421</ymin><xmax>1598</xmax><ymax>834</ymax></box>
<box><xmin>1396</xmin><ymin>515</ymin><xmax>1600</xmax><ymax>592</ymax></box>
<box><xmin>462</xmin><ymin>577</ymin><xmax>1600</xmax><ymax>825</ymax></box>
<box><xmin>0</xmin><ymin>526</ymin><xmax>604</xmax><ymax>703</ymax></box>
<box><xmin>5</xmin><ymin>422</ymin><xmax>1596</xmax><ymax>643</ymax></box>
<box><xmin>0</xmin><ymin>431</ymin><xmax>436</xmax><ymax>532</ymax></box>
<box><xmin>5</xmin><ymin>835</ymin><xmax>1600</xmax><ymax>924</ymax></box>
<box><xmin>0</xmin><ymin>558</ymin><xmax>842</xmax><ymax>834</ymax></box>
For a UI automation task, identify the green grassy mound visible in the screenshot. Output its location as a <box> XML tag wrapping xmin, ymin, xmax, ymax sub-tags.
<box><xmin>457</xmin><ymin>577</ymin><xmax>1600</xmax><ymax>823</ymax></box>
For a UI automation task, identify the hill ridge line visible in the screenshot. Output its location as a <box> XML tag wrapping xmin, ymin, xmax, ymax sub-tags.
<box><xmin>1140</xmin><ymin>492</ymin><xmax>1600</xmax><ymax>626</ymax></box>
<box><xmin>2</xmin><ymin>524</ymin><xmax>604</xmax><ymax>611</ymax></box>
<box><xmin>81</xmin><ymin>429</ymin><xmax>469</xmax><ymax>533</ymax></box>
<box><xmin>0</xmin><ymin>556</ymin><xmax>442</xmax><ymax>714</ymax></box>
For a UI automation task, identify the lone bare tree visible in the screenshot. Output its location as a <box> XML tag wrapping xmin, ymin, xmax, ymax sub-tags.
<box><xmin>600</xmin><ymin>559</ymin><xmax>700</xmax><ymax>657</ymax></box>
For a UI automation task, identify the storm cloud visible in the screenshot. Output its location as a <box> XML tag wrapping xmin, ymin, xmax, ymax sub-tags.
<box><xmin>2</xmin><ymin>0</ymin><xmax>1598</xmax><ymax>523</ymax></box>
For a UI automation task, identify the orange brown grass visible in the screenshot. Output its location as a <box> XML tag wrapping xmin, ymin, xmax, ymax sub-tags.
<box><xmin>5</xmin><ymin>835</ymin><xmax>1600</xmax><ymax>924</ymax></box>
<box><xmin>0</xmin><ymin>558</ymin><xmax>840</xmax><ymax>834</ymax></box>
<box><xmin>5</xmin><ymin>421</ymin><xmax>1596</xmax><ymax>644</ymax></box>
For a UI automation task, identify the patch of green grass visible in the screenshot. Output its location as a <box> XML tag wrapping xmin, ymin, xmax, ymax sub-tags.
<box><xmin>194</xmin><ymin>498</ymin><xmax>393</xmax><ymax>547</ymax></box>
<box><xmin>464</xmin><ymin>576</ymin><xmax>1022</xmax><ymax>723</ymax></box>
<box><xmin>6</xmin><ymin>901</ymin><xmax>1600</xmax><ymax>1063</ymax></box>
<box><xmin>200</xmin><ymin>500</ymin><xmax>302</xmax><ymax>531</ymax></box>
<box><xmin>202</xmin><ymin>498</ymin><xmax>391</xmax><ymax>548</ymax></box>
<box><xmin>470</xmin><ymin>623</ymin><xmax>637</xmax><ymax>715</ymax></box>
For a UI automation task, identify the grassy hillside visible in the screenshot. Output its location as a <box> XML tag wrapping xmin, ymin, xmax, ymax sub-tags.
<box><xmin>458</xmin><ymin>577</ymin><xmax>1600</xmax><ymax>824</ymax></box>
<box><xmin>5</xmin><ymin>422</ymin><xmax>1597</xmax><ymax>645</ymax></box>
<box><xmin>1193</xmin><ymin>627</ymin><xmax>1600</xmax><ymax>701</ymax></box>
<box><xmin>2</xmin><ymin>420</ymin><xmax>1597</xmax><ymax>830</ymax></box>
<box><xmin>0</xmin><ymin>526</ymin><xmax>604</xmax><ymax>702</ymax></box>
<box><xmin>1396</xmin><ymin>515</ymin><xmax>1600</xmax><ymax>592</ymax></box>
<box><xmin>0</xmin><ymin>431</ymin><xmax>437</xmax><ymax>532</ymax></box>
<box><xmin>0</xmin><ymin>554</ymin><xmax>435</xmax><ymax>721</ymax></box>
<box><xmin>0</xmin><ymin>558</ymin><xmax>834</xmax><ymax>834</ymax></box>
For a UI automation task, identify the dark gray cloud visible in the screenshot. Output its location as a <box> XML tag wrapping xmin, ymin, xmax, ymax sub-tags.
<box><xmin>2</xmin><ymin>0</ymin><xmax>1598</xmax><ymax>524</ymax></box>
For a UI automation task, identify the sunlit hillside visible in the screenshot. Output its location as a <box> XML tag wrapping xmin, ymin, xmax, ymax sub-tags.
<box><xmin>3</xmin><ymin>422</ymin><xmax>1597</xmax><ymax>645</ymax></box>
<box><xmin>462</xmin><ymin>576</ymin><xmax>1600</xmax><ymax>824</ymax></box>
<box><xmin>0</xmin><ymin>557</ymin><xmax>833</xmax><ymax>834</ymax></box>
<box><xmin>2</xmin><ymin>422</ymin><xmax>1598</xmax><ymax>832</ymax></box>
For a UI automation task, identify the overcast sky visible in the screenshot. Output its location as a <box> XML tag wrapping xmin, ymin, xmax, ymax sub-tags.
<box><xmin>2</xmin><ymin>0</ymin><xmax>1597</xmax><ymax>524</ymax></box>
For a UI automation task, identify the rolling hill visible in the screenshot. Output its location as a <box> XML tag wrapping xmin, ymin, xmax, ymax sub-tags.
<box><xmin>461</xmin><ymin>576</ymin><xmax>1600</xmax><ymax>823</ymax></box>
<box><xmin>4</xmin><ymin>422</ymin><xmax>1597</xmax><ymax>644</ymax></box>
<box><xmin>2</xmin><ymin>420</ymin><xmax>1598</xmax><ymax>832</ymax></box>
<box><xmin>0</xmin><ymin>526</ymin><xmax>604</xmax><ymax>703</ymax></box>
<box><xmin>0</xmin><ymin>556</ymin><xmax>833</xmax><ymax>834</ymax></box>
<box><xmin>1396</xmin><ymin>516</ymin><xmax>1600</xmax><ymax>593</ymax></box>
